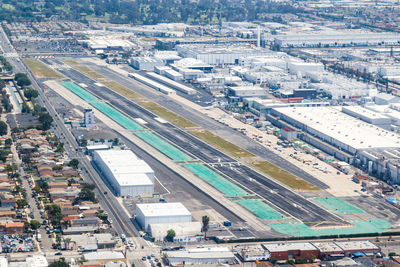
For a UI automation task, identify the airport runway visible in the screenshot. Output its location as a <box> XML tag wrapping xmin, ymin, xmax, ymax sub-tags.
<box><xmin>84</xmin><ymin>62</ymin><xmax>330</xmax><ymax>190</ymax></box>
<box><xmin>51</xmin><ymin>61</ymin><xmax>344</xmax><ymax>226</ymax></box>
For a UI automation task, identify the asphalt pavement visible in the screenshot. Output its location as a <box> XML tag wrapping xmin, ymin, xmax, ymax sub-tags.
<box><xmin>52</xmin><ymin>62</ymin><xmax>343</xmax><ymax>226</ymax></box>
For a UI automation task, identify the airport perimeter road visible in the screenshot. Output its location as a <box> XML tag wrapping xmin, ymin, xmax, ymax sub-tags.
<box><xmin>54</xmin><ymin>64</ymin><xmax>343</xmax><ymax>225</ymax></box>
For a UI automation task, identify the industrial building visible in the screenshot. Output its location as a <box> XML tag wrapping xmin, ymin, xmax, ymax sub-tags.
<box><xmin>135</xmin><ymin>202</ymin><xmax>192</xmax><ymax>230</ymax></box>
<box><xmin>270</xmin><ymin>106</ymin><xmax>400</xmax><ymax>155</ymax></box>
<box><xmin>262</xmin><ymin>242</ymin><xmax>319</xmax><ymax>261</ymax></box>
<box><xmin>92</xmin><ymin>150</ymin><xmax>154</xmax><ymax>197</ymax></box>
<box><xmin>165</xmin><ymin>247</ymin><xmax>236</xmax><ymax>266</ymax></box>
<box><xmin>130</xmin><ymin>56</ymin><xmax>164</xmax><ymax>71</ymax></box>
<box><xmin>128</xmin><ymin>73</ymin><xmax>176</xmax><ymax>95</ymax></box>
<box><xmin>227</xmin><ymin>85</ymin><xmax>267</xmax><ymax>98</ymax></box>
<box><xmin>147</xmin><ymin>221</ymin><xmax>201</xmax><ymax>241</ymax></box>
<box><xmin>274</xmin><ymin>32</ymin><xmax>400</xmax><ymax>48</ymax></box>
<box><xmin>269</xmin><ymin>106</ymin><xmax>400</xmax><ymax>183</ymax></box>
<box><xmin>238</xmin><ymin>245</ymin><xmax>271</xmax><ymax>262</ymax></box>
<box><xmin>342</xmin><ymin>106</ymin><xmax>392</xmax><ymax>130</ymax></box>
<box><xmin>146</xmin><ymin>72</ymin><xmax>196</xmax><ymax>94</ymax></box>
<box><xmin>176</xmin><ymin>44</ymin><xmax>272</xmax><ymax>65</ymax></box>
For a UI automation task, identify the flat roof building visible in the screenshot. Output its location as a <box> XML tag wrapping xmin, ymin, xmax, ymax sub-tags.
<box><xmin>93</xmin><ymin>150</ymin><xmax>154</xmax><ymax>197</ymax></box>
<box><xmin>334</xmin><ymin>241</ymin><xmax>380</xmax><ymax>255</ymax></box>
<box><xmin>262</xmin><ymin>242</ymin><xmax>319</xmax><ymax>261</ymax></box>
<box><xmin>136</xmin><ymin>202</ymin><xmax>191</xmax><ymax>230</ymax></box>
<box><xmin>271</xmin><ymin>106</ymin><xmax>400</xmax><ymax>154</ymax></box>
<box><xmin>165</xmin><ymin>247</ymin><xmax>235</xmax><ymax>266</ymax></box>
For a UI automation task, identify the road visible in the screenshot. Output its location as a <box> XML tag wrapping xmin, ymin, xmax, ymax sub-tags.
<box><xmin>51</xmin><ymin>61</ymin><xmax>343</xmax><ymax>226</ymax></box>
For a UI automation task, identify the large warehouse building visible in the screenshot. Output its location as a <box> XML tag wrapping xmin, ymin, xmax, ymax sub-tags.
<box><xmin>269</xmin><ymin>106</ymin><xmax>400</xmax><ymax>184</ymax></box>
<box><xmin>136</xmin><ymin>202</ymin><xmax>192</xmax><ymax>230</ymax></box>
<box><xmin>92</xmin><ymin>150</ymin><xmax>154</xmax><ymax>197</ymax></box>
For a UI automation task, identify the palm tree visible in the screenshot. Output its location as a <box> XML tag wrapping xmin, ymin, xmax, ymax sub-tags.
<box><xmin>202</xmin><ymin>215</ymin><xmax>210</xmax><ymax>239</ymax></box>
<box><xmin>64</xmin><ymin>237</ymin><xmax>71</xmax><ymax>250</ymax></box>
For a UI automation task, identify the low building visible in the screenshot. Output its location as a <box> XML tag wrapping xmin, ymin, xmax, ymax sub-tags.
<box><xmin>238</xmin><ymin>244</ymin><xmax>271</xmax><ymax>262</ymax></box>
<box><xmin>312</xmin><ymin>242</ymin><xmax>344</xmax><ymax>259</ymax></box>
<box><xmin>228</xmin><ymin>85</ymin><xmax>267</xmax><ymax>98</ymax></box>
<box><xmin>262</xmin><ymin>242</ymin><xmax>319</xmax><ymax>261</ymax></box>
<box><xmin>334</xmin><ymin>241</ymin><xmax>380</xmax><ymax>256</ymax></box>
<box><xmin>66</xmin><ymin>233</ymin><xmax>116</xmax><ymax>250</ymax></box>
<box><xmin>281</xmin><ymin>127</ymin><xmax>297</xmax><ymax>141</ymax></box>
<box><xmin>83</xmin><ymin>251</ymin><xmax>125</xmax><ymax>262</ymax></box>
<box><xmin>130</xmin><ymin>57</ymin><xmax>164</xmax><ymax>71</ymax></box>
<box><xmin>165</xmin><ymin>247</ymin><xmax>235</xmax><ymax>265</ymax></box>
<box><xmin>148</xmin><ymin>222</ymin><xmax>201</xmax><ymax>241</ymax></box>
<box><xmin>136</xmin><ymin>202</ymin><xmax>191</xmax><ymax>230</ymax></box>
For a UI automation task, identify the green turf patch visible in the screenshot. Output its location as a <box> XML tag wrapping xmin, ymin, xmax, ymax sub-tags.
<box><xmin>236</xmin><ymin>199</ymin><xmax>284</xmax><ymax>220</ymax></box>
<box><xmin>59</xmin><ymin>81</ymin><xmax>98</xmax><ymax>102</ymax></box>
<box><xmin>270</xmin><ymin>219</ymin><xmax>391</xmax><ymax>237</ymax></box>
<box><xmin>182</xmin><ymin>163</ymin><xmax>249</xmax><ymax>197</ymax></box>
<box><xmin>135</xmin><ymin>132</ymin><xmax>193</xmax><ymax>162</ymax></box>
<box><xmin>313</xmin><ymin>197</ymin><xmax>363</xmax><ymax>214</ymax></box>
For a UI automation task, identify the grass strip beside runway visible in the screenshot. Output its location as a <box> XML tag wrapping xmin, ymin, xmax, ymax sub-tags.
<box><xmin>24</xmin><ymin>58</ymin><xmax>64</xmax><ymax>79</ymax></box>
<box><xmin>139</xmin><ymin>101</ymin><xmax>198</xmax><ymax>128</ymax></box>
<box><xmin>250</xmin><ymin>161</ymin><xmax>319</xmax><ymax>191</ymax></box>
<box><xmin>189</xmin><ymin>129</ymin><xmax>254</xmax><ymax>158</ymax></box>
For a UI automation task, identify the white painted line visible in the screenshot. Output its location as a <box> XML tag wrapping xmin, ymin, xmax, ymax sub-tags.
<box><xmin>134</xmin><ymin>118</ymin><xmax>147</xmax><ymax>125</ymax></box>
<box><xmin>154</xmin><ymin>117</ymin><xmax>167</xmax><ymax>124</ymax></box>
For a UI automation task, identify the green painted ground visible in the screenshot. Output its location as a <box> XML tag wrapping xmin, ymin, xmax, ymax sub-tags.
<box><xmin>313</xmin><ymin>197</ymin><xmax>363</xmax><ymax>214</ymax></box>
<box><xmin>135</xmin><ymin>131</ymin><xmax>194</xmax><ymax>162</ymax></box>
<box><xmin>270</xmin><ymin>219</ymin><xmax>391</xmax><ymax>237</ymax></box>
<box><xmin>236</xmin><ymin>199</ymin><xmax>285</xmax><ymax>220</ymax></box>
<box><xmin>182</xmin><ymin>163</ymin><xmax>249</xmax><ymax>197</ymax></box>
<box><xmin>60</xmin><ymin>81</ymin><xmax>98</xmax><ymax>102</ymax></box>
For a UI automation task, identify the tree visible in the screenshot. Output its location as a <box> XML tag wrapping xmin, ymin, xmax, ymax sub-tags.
<box><xmin>46</xmin><ymin>204</ymin><xmax>63</xmax><ymax>227</ymax></box>
<box><xmin>0</xmin><ymin>121</ymin><xmax>7</xmax><ymax>136</ymax></box>
<box><xmin>202</xmin><ymin>215</ymin><xmax>210</xmax><ymax>238</ymax></box>
<box><xmin>96</xmin><ymin>210</ymin><xmax>108</xmax><ymax>221</ymax></box>
<box><xmin>38</xmin><ymin>112</ymin><xmax>53</xmax><ymax>130</ymax></box>
<box><xmin>24</xmin><ymin>89</ymin><xmax>39</xmax><ymax>100</ymax></box>
<box><xmin>64</xmin><ymin>237</ymin><xmax>71</xmax><ymax>250</ymax></box>
<box><xmin>68</xmin><ymin>159</ymin><xmax>79</xmax><ymax>169</ymax></box>
<box><xmin>15</xmin><ymin>73</ymin><xmax>31</xmax><ymax>87</ymax></box>
<box><xmin>166</xmin><ymin>229</ymin><xmax>176</xmax><ymax>242</ymax></box>
<box><xmin>48</xmin><ymin>258</ymin><xmax>70</xmax><ymax>267</ymax></box>
<box><xmin>16</xmin><ymin>199</ymin><xmax>28</xmax><ymax>209</ymax></box>
<box><xmin>30</xmin><ymin>220</ymin><xmax>41</xmax><ymax>230</ymax></box>
<box><xmin>4</xmin><ymin>138</ymin><xmax>12</xmax><ymax>147</ymax></box>
<box><xmin>21</xmin><ymin>102</ymin><xmax>31</xmax><ymax>113</ymax></box>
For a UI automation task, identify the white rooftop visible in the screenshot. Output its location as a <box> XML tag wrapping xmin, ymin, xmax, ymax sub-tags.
<box><xmin>262</xmin><ymin>242</ymin><xmax>317</xmax><ymax>252</ymax></box>
<box><xmin>342</xmin><ymin>106</ymin><xmax>390</xmax><ymax>121</ymax></box>
<box><xmin>273</xmin><ymin>106</ymin><xmax>400</xmax><ymax>150</ymax></box>
<box><xmin>312</xmin><ymin>242</ymin><xmax>344</xmax><ymax>253</ymax></box>
<box><xmin>335</xmin><ymin>241</ymin><xmax>379</xmax><ymax>251</ymax></box>
<box><xmin>136</xmin><ymin>202</ymin><xmax>191</xmax><ymax>218</ymax></box>
<box><xmin>94</xmin><ymin>150</ymin><xmax>154</xmax><ymax>186</ymax></box>
<box><xmin>83</xmin><ymin>251</ymin><xmax>125</xmax><ymax>261</ymax></box>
